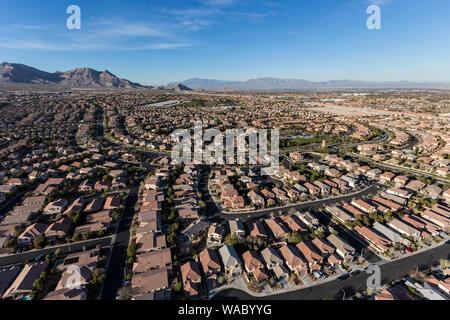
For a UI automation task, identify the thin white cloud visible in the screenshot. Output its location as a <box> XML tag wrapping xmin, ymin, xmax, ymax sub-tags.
<box><xmin>90</xmin><ymin>20</ymin><xmax>173</xmax><ymax>38</ymax></box>
<box><xmin>0</xmin><ymin>38</ymin><xmax>191</xmax><ymax>51</ymax></box>
<box><xmin>0</xmin><ymin>19</ymin><xmax>192</xmax><ymax>51</ymax></box>
<box><xmin>368</xmin><ymin>0</ymin><xmax>396</xmax><ymax>5</ymax></box>
<box><xmin>200</xmin><ymin>0</ymin><xmax>235</xmax><ymax>6</ymax></box>
<box><xmin>181</xmin><ymin>19</ymin><xmax>215</xmax><ymax>31</ymax></box>
<box><xmin>9</xmin><ymin>23</ymin><xmax>52</xmax><ymax>30</ymax></box>
<box><xmin>162</xmin><ymin>4</ymin><xmax>274</xmax><ymax>31</ymax></box>
<box><xmin>1</xmin><ymin>2</ymin><xmax>280</xmax><ymax>52</ymax></box>
<box><xmin>0</xmin><ymin>39</ymin><xmax>64</xmax><ymax>50</ymax></box>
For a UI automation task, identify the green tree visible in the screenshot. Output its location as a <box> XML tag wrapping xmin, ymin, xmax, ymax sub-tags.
<box><xmin>224</xmin><ymin>234</ymin><xmax>240</xmax><ymax>246</ymax></box>
<box><xmin>439</xmin><ymin>258</ymin><xmax>450</xmax><ymax>270</ymax></box>
<box><xmin>127</xmin><ymin>242</ymin><xmax>137</xmax><ymax>261</ymax></box>
<box><xmin>173</xmin><ymin>281</ymin><xmax>182</xmax><ymax>292</ymax></box>
<box><xmin>91</xmin><ymin>268</ymin><xmax>106</xmax><ymax>286</ymax></box>
<box><xmin>168</xmin><ymin>208</ymin><xmax>177</xmax><ymax>221</ymax></box>
<box><xmin>33</xmin><ymin>236</ymin><xmax>45</xmax><ymax>249</ymax></box>
<box><xmin>33</xmin><ymin>279</ymin><xmax>43</xmax><ymax>291</ymax></box>
<box><xmin>72</xmin><ymin>233</ymin><xmax>82</xmax><ymax>242</ymax></box>
<box><xmin>288</xmin><ymin>232</ymin><xmax>303</xmax><ymax>244</ymax></box>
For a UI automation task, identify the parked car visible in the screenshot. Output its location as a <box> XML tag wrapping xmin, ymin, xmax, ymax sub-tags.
<box><xmin>337</xmin><ymin>274</ymin><xmax>350</xmax><ymax>281</ymax></box>
<box><xmin>431</xmin><ymin>270</ymin><xmax>444</xmax><ymax>279</ymax></box>
<box><xmin>313</xmin><ymin>270</ymin><xmax>323</xmax><ymax>279</ymax></box>
<box><xmin>351</xmin><ymin>270</ymin><xmax>361</xmax><ymax>276</ymax></box>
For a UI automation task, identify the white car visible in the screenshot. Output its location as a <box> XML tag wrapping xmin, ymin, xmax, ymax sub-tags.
<box><xmin>313</xmin><ymin>271</ymin><xmax>322</xmax><ymax>279</ymax></box>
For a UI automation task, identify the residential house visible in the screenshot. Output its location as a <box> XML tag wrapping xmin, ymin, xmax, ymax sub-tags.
<box><xmin>218</xmin><ymin>245</ymin><xmax>242</xmax><ymax>277</ymax></box>
<box><xmin>325</xmin><ymin>205</ymin><xmax>354</xmax><ymax>223</ymax></box>
<box><xmin>354</xmin><ymin>226</ymin><xmax>392</xmax><ymax>253</ymax></box>
<box><xmin>386</xmin><ymin>187</ymin><xmax>411</xmax><ymax>199</ymax></box>
<box><xmin>260</xmin><ymin>247</ymin><xmax>284</xmax><ymax>270</ymax></box>
<box><xmin>228</xmin><ymin>219</ymin><xmax>246</xmax><ymax>241</ymax></box>
<box><xmin>133</xmin><ymin>248</ymin><xmax>172</xmax><ymax>274</ymax></box>
<box><xmin>394</xmin><ymin>176</ymin><xmax>409</xmax><ymax>187</ymax></box>
<box><xmin>264</xmin><ymin>217</ymin><xmax>290</xmax><ymax>241</ymax></box>
<box><xmin>86</xmin><ymin>210</ymin><xmax>113</xmax><ymax>224</ymax></box>
<box><xmin>74</xmin><ymin>223</ymin><xmax>108</xmax><ymax>235</ymax></box>
<box><xmin>405</xmin><ymin>180</ymin><xmax>426</xmax><ymax>193</ymax></box>
<box><xmin>372</xmin><ymin>222</ymin><xmax>411</xmax><ymax>247</ymax></box>
<box><xmin>421</xmin><ymin>209</ymin><xmax>450</xmax><ymax>232</ymax></box>
<box><xmin>247</xmin><ymin>220</ymin><xmax>268</xmax><ymax>240</ymax></box>
<box><xmin>199</xmin><ymin>248</ymin><xmax>221</xmax><ymax>288</ymax></box>
<box><xmin>422</xmin><ymin>184</ymin><xmax>443</xmax><ymax>200</ymax></box>
<box><xmin>207</xmin><ymin>223</ymin><xmax>226</xmax><ymax>247</ymax></box>
<box><xmin>311</xmin><ymin>237</ymin><xmax>335</xmax><ymax>257</ymax></box>
<box><xmin>379</xmin><ymin>172</ymin><xmax>395</xmax><ymax>184</ymax></box>
<box><xmin>2</xmin><ymin>262</ymin><xmax>49</xmax><ymax>299</ymax></box>
<box><xmin>178</xmin><ymin>208</ymin><xmax>199</xmax><ymax>223</ymax></box>
<box><xmin>388</xmin><ymin>219</ymin><xmax>421</xmax><ymax>241</ymax></box>
<box><xmin>278</xmin><ymin>245</ymin><xmax>308</xmax><ymax>274</ymax></box>
<box><xmin>247</xmin><ymin>190</ymin><xmax>265</xmax><ymax>207</ymax></box>
<box><xmin>44</xmin><ymin>199</ymin><xmax>68</xmax><ymax>217</ymax></box>
<box><xmin>281</xmin><ymin>215</ymin><xmax>308</xmax><ymax>233</ymax></box>
<box><xmin>181</xmin><ymin>261</ymin><xmax>203</xmax><ymax>298</ymax></box>
<box><xmin>0</xmin><ymin>266</ymin><xmax>22</xmax><ymax>299</ymax></box>
<box><xmin>242</xmin><ymin>250</ymin><xmax>265</xmax><ymax>275</ymax></box>
<box><xmin>296</xmin><ymin>241</ymin><xmax>323</xmax><ymax>271</ymax></box>
<box><xmin>372</xmin><ymin>196</ymin><xmax>403</xmax><ymax>212</ymax></box>
<box><xmin>44</xmin><ymin>288</ymin><xmax>87</xmax><ymax>300</ymax></box>
<box><xmin>295</xmin><ymin>211</ymin><xmax>319</xmax><ymax>228</ymax></box>
<box><xmin>132</xmin><ymin>267</ymin><xmax>170</xmax><ymax>297</ymax></box>
<box><xmin>84</xmin><ymin>198</ymin><xmax>105</xmax><ymax>213</ymax></box>
<box><xmin>104</xmin><ymin>196</ymin><xmax>121</xmax><ymax>210</ymax></box>
<box><xmin>45</xmin><ymin>218</ymin><xmax>72</xmax><ymax>240</ymax></box>
<box><xmin>17</xmin><ymin>223</ymin><xmax>48</xmax><ymax>247</ymax></box>
<box><xmin>351</xmin><ymin>199</ymin><xmax>376</xmax><ymax>214</ymax></box>
<box><xmin>303</xmin><ymin>182</ymin><xmax>321</xmax><ymax>196</ymax></box>
<box><xmin>136</xmin><ymin>232</ymin><xmax>167</xmax><ymax>253</ymax></box>
<box><xmin>326</xmin><ymin>234</ymin><xmax>355</xmax><ymax>262</ymax></box>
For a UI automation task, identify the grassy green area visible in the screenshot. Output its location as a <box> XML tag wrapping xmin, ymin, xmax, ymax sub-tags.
<box><xmin>292</xmin><ymin>163</ymin><xmax>326</xmax><ymax>182</ymax></box>
<box><xmin>281</xmin><ymin>134</ymin><xmax>343</xmax><ymax>149</ymax></box>
<box><xmin>183</xmin><ymin>99</ymin><xmax>208</xmax><ymax>108</ymax></box>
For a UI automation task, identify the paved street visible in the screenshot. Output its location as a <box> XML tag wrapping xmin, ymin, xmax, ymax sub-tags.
<box><xmin>349</xmin><ymin>152</ymin><xmax>450</xmax><ymax>184</ymax></box>
<box><xmin>0</xmin><ymin>236</ymin><xmax>113</xmax><ymax>267</ymax></box>
<box><xmin>212</xmin><ymin>242</ymin><xmax>449</xmax><ymax>300</ymax></box>
<box><xmin>101</xmin><ymin>186</ymin><xmax>139</xmax><ymax>300</ymax></box>
<box><xmin>211</xmin><ymin>184</ymin><xmax>379</xmax><ymax>221</ymax></box>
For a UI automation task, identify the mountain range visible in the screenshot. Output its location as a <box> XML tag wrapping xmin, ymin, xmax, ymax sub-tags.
<box><xmin>2</xmin><ymin>62</ymin><xmax>450</xmax><ymax>91</ymax></box>
<box><xmin>159</xmin><ymin>83</ymin><xmax>192</xmax><ymax>93</ymax></box>
<box><xmin>171</xmin><ymin>77</ymin><xmax>450</xmax><ymax>91</ymax></box>
<box><xmin>0</xmin><ymin>62</ymin><xmax>145</xmax><ymax>89</ymax></box>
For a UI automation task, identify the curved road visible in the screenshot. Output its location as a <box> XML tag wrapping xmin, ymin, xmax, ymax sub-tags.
<box><xmin>211</xmin><ymin>184</ymin><xmax>379</xmax><ymax>222</ymax></box>
<box><xmin>213</xmin><ymin>242</ymin><xmax>449</xmax><ymax>300</ymax></box>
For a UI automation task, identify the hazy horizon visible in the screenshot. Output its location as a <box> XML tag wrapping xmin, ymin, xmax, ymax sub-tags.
<box><xmin>1</xmin><ymin>0</ymin><xmax>450</xmax><ymax>85</ymax></box>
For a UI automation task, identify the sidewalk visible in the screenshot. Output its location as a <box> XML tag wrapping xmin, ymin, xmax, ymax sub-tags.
<box><xmin>208</xmin><ymin>267</ymin><xmax>358</xmax><ymax>299</ymax></box>
<box><xmin>208</xmin><ymin>236</ymin><xmax>449</xmax><ymax>299</ymax></box>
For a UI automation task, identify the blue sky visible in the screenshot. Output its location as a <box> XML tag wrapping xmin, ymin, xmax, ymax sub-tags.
<box><xmin>1</xmin><ymin>0</ymin><xmax>449</xmax><ymax>85</ymax></box>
